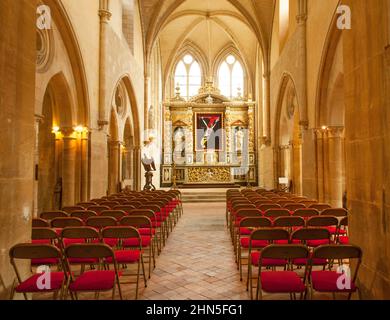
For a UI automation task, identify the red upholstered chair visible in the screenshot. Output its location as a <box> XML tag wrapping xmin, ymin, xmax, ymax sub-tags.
<box><xmin>232</xmin><ymin>208</ymin><xmax>262</xmax><ymax>251</ymax></box>
<box><xmin>87</xmin><ymin>205</ymin><xmax>110</xmax><ymax>215</ymax></box>
<box><xmin>290</xmin><ymin>197</ymin><xmax>308</xmax><ymax>202</ymax></box>
<box><xmin>40</xmin><ymin>211</ymin><xmax>68</xmax><ymax>220</ymax></box>
<box><xmin>277</xmin><ymin>200</ymin><xmax>293</xmax><ymax>207</ymax></box>
<box><xmin>254</xmin><ymin>244</ymin><xmax>310</xmax><ymax>300</ymax></box>
<box><xmin>70</xmin><ymin>210</ymin><xmax>98</xmax><ymax>221</ymax></box>
<box><xmin>309</xmin><ymin>203</ymin><xmax>332</xmax><ymax>212</ymax></box>
<box><xmin>299</xmin><ymin>200</ymin><xmax>319</xmax><ymax>207</ymax></box>
<box><xmin>31</xmin><ymin>228</ymin><xmax>61</xmax><ymax>267</ymax></box>
<box><xmin>101</xmin><ymin>226</ymin><xmax>147</xmax><ymax>299</ymax></box>
<box><xmin>237</xmin><ymin>217</ymin><xmax>272</xmax><ymax>281</ymax></box>
<box><xmin>62</xmin><ymin>206</ymin><xmax>85</xmax><ymax>214</ymax></box>
<box><xmin>9</xmin><ymin>243</ymin><xmax>66</xmax><ymax>300</ymax></box>
<box><xmin>127</xmin><ymin>209</ymin><xmax>163</xmax><ymax>254</ymax></box>
<box><xmin>86</xmin><ymin>216</ymin><xmax>118</xmax><ymax>247</ymax></box>
<box><xmin>321</xmin><ymin>208</ymin><xmax>348</xmax><ymax>235</ymax></box>
<box><xmin>273</xmin><ymin>216</ymin><xmax>305</xmax><ymax>244</ymax></box>
<box><xmin>64</xmin><ymin>243</ymin><xmax>123</xmax><ymax>300</ymax></box>
<box><xmin>309</xmin><ymin>245</ymin><xmax>362</xmax><ymax>300</ymax></box>
<box><xmin>247</xmin><ymin>228</ymin><xmax>290</xmax><ymax>299</ymax></box>
<box><xmin>32</xmin><ymin>218</ymin><xmax>49</xmax><ymax>228</ymax></box>
<box><xmin>120</xmin><ymin>215</ymin><xmax>156</xmax><ymax>279</ymax></box>
<box><xmin>337</xmin><ymin>217</ymin><xmax>349</xmax><ymax>245</ymax></box>
<box><xmin>290</xmin><ymin>228</ymin><xmax>331</xmax><ymax>268</ymax></box>
<box><xmin>60</xmin><ymin>227</ymin><xmax>101</xmax><ymax>270</ymax></box>
<box><xmin>100</xmin><ymin>210</ymin><xmax>127</xmax><ymax>221</ymax></box>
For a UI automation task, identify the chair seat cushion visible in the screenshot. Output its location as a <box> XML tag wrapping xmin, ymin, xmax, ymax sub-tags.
<box><xmin>138</xmin><ymin>228</ymin><xmax>155</xmax><ymax>235</ymax></box>
<box><xmin>123</xmin><ymin>236</ymin><xmax>152</xmax><ymax>247</ymax></box>
<box><xmin>31</xmin><ymin>239</ymin><xmax>51</xmax><ymax>245</ymax></box>
<box><xmin>106</xmin><ymin>250</ymin><xmax>141</xmax><ymax>264</ymax></box>
<box><xmin>327</xmin><ymin>227</ymin><xmax>347</xmax><ymax>235</ymax></box>
<box><xmin>16</xmin><ymin>272</ymin><xmax>64</xmax><ymax>293</ymax></box>
<box><xmin>240</xmin><ymin>237</ymin><xmax>268</xmax><ymax>248</ymax></box>
<box><xmin>63</xmin><ymin>238</ymin><xmax>85</xmax><ymax>247</ymax></box>
<box><xmin>251</xmin><ymin>252</ymin><xmax>287</xmax><ymax>267</ymax></box>
<box><xmin>239</xmin><ymin>227</ymin><xmax>253</xmax><ymax>235</ymax></box>
<box><xmin>293</xmin><ymin>258</ymin><xmax>327</xmax><ymax>266</ymax></box>
<box><xmin>339</xmin><ymin>236</ymin><xmax>349</xmax><ymax>245</ymax></box>
<box><xmin>307</xmin><ymin>239</ymin><xmax>330</xmax><ymax>247</ymax></box>
<box><xmin>68</xmin><ymin>257</ymin><xmax>99</xmax><ymax>264</ymax></box>
<box><xmin>275</xmin><ymin>239</ymin><xmax>301</xmax><ymax>245</ymax></box>
<box><xmin>69</xmin><ymin>271</ymin><xmax>117</xmax><ymax>292</ymax></box>
<box><xmin>261</xmin><ymin>271</ymin><xmax>306</xmax><ymax>293</ymax></box>
<box><xmin>311</xmin><ymin>271</ymin><xmax>357</xmax><ymax>292</ymax></box>
<box><xmin>31</xmin><ymin>258</ymin><xmax>59</xmax><ymax>266</ymax></box>
<box><xmin>103</xmin><ymin>238</ymin><xmax>119</xmax><ymax>247</ymax></box>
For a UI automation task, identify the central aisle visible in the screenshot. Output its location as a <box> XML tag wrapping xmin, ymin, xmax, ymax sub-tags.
<box><xmin>138</xmin><ymin>202</ymin><xmax>249</xmax><ymax>300</ymax></box>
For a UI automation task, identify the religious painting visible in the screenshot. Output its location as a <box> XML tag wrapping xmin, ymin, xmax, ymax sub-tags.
<box><xmin>195</xmin><ymin>112</ymin><xmax>224</xmax><ymax>151</ymax></box>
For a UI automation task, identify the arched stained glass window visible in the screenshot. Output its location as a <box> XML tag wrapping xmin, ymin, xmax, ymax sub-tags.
<box><xmin>174</xmin><ymin>54</ymin><xmax>202</xmax><ymax>100</ymax></box>
<box><xmin>218</xmin><ymin>55</ymin><xmax>245</xmax><ymax>99</ymax></box>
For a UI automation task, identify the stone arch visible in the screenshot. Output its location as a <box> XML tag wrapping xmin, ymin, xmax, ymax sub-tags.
<box><xmin>314</xmin><ymin>8</ymin><xmax>346</xmax><ymax>207</ymax></box>
<box><xmin>43</xmin><ymin>0</ymin><xmax>90</xmax><ymax>126</ymax></box>
<box><xmin>274</xmin><ymin>73</ymin><xmax>302</xmax><ymax>194</ymax></box>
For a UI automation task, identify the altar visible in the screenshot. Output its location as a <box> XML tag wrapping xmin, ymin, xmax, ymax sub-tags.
<box><xmin>161</xmin><ymin>81</ymin><xmax>257</xmax><ymax>187</ymax></box>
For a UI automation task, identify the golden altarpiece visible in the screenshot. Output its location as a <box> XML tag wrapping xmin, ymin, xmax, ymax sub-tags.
<box><xmin>161</xmin><ymin>81</ymin><xmax>257</xmax><ymax>187</ymax></box>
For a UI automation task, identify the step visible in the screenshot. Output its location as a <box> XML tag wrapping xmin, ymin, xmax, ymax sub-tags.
<box><xmin>181</xmin><ymin>191</ymin><xmax>227</xmax><ymax>203</ymax></box>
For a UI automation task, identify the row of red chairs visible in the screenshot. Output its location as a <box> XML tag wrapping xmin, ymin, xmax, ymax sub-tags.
<box><xmin>10</xmin><ymin>190</ymin><xmax>183</xmax><ymax>300</ymax></box>
<box><xmin>226</xmin><ymin>189</ymin><xmax>357</xmax><ymax>300</ymax></box>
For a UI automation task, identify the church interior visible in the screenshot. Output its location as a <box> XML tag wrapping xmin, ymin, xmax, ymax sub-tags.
<box><xmin>0</xmin><ymin>0</ymin><xmax>389</xmax><ymax>301</ymax></box>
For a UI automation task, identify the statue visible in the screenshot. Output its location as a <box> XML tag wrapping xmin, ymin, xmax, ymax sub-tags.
<box><xmin>142</xmin><ymin>138</ymin><xmax>157</xmax><ymax>191</ymax></box>
<box><xmin>235</xmin><ymin>127</ymin><xmax>244</xmax><ymax>153</ymax></box>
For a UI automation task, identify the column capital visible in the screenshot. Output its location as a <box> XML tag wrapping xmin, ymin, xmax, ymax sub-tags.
<box><xmin>34</xmin><ymin>114</ymin><xmax>45</xmax><ymax>124</ymax></box>
<box><xmin>61</xmin><ymin>127</ymin><xmax>76</xmax><ymax>139</ymax></box>
<box><xmin>99</xmin><ymin>9</ymin><xmax>112</xmax><ymax>22</ymax></box>
<box><xmin>327</xmin><ymin>126</ymin><xmax>345</xmax><ymax>138</ymax></box>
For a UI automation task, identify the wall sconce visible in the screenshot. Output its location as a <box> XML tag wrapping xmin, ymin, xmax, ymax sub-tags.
<box><xmin>52</xmin><ymin>126</ymin><xmax>60</xmax><ymax>134</ymax></box>
<box><xmin>321</xmin><ymin>125</ymin><xmax>328</xmax><ymax>131</ymax></box>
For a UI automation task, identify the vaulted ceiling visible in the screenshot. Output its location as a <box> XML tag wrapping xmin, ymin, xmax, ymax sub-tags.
<box><xmin>139</xmin><ymin>0</ymin><xmax>276</xmax><ymax>75</ymax></box>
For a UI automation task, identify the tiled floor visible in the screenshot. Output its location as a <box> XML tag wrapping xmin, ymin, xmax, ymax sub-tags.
<box><xmin>137</xmin><ymin>202</ymin><xmax>248</xmax><ymax>300</ymax></box>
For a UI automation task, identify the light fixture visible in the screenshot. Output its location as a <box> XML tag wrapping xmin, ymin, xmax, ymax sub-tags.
<box><xmin>321</xmin><ymin>126</ymin><xmax>328</xmax><ymax>131</ymax></box>
<box><xmin>52</xmin><ymin>126</ymin><xmax>60</xmax><ymax>133</ymax></box>
<box><xmin>74</xmin><ymin>125</ymin><xmax>88</xmax><ymax>134</ymax></box>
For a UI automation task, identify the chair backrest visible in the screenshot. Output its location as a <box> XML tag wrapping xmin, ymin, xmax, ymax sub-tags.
<box><xmin>32</xmin><ymin>227</ymin><xmax>59</xmax><ymax>241</ymax></box>
<box><xmin>309</xmin><ymin>203</ymin><xmax>332</xmax><ymax>211</ymax></box>
<box><xmin>62</xmin><ymin>206</ymin><xmax>85</xmax><ymax>214</ymax></box>
<box><xmin>77</xmin><ymin>202</ymin><xmax>96</xmax><ymax>209</ymax></box>
<box><xmin>40</xmin><ymin>211</ymin><xmax>68</xmax><ymax>220</ymax></box>
<box><xmin>126</xmin><ymin>201</ymin><xmax>143</xmax><ymax>208</ymax></box>
<box><xmin>51</xmin><ymin>217</ymin><xmax>84</xmax><ymax>228</ymax></box>
<box><xmin>112</xmin><ymin>205</ymin><xmax>136</xmax><ymax>214</ymax></box>
<box><xmin>100</xmin><ymin>210</ymin><xmax>127</xmax><ymax>220</ymax></box>
<box><xmin>70</xmin><ymin>210</ymin><xmax>98</xmax><ymax>221</ymax></box>
<box><xmin>306</xmin><ymin>216</ymin><xmax>339</xmax><ymax>228</ymax></box>
<box><xmin>273</xmin><ymin>216</ymin><xmax>305</xmax><ymax>228</ymax></box>
<box><xmin>86</xmin><ymin>216</ymin><xmax>117</xmax><ymax>229</ymax></box>
<box><xmin>10</xmin><ymin>243</ymin><xmax>62</xmax><ymax>260</ymax></box>
<box><xmin>291</xmin><ymin>228</ymin><xmax>331</xmax><ymax>242</ymax></box>
<box><xmin>250</xmin><ymin>228</ymin><xmax>290</xmax><ymax>242</ymax></box>
<box><xmin>139</xmin><ymin>205</ymin><xmax>161</xmax><ymax>214</ymax></box>
<box><xmin>233</xmin><ymin>204</ymin><xmax>256</xmax><ymax>212</ymax></box>
<box><xmin>61</xmin><ymin>226</ymin><xmax>100</xmax><ymax>240</ymax></box>
<box><xmin>312</xmin><ymin>244</ymin><xmax>362</xmax><ymax>260</ymax></box>
<box><xmin>339</xmin><ymin>216</ymin><xmax>348</xmax><ymax>228</ymax></box>
<box><xmin>258</xmin><ymin>204</ymin><xmax>281</xmax><ymax>212</ymax></box>
<box><xmin>239</xmin><ymin>217</ymin><xmax>272</xmax><ymax>228</ymax></box>
<box><xmin>65</xmin><ymin>243</ymin><xmax>115</xmax><ymax>260</ymax></box>
<box><xmin>321</xmin><ymin>208</ymin><xmax>348</xmax><ymax>217</ymax></box>
<box><xmin>87</xmin><ymin>205</ymin><xmax>110</xmax><ymax>214</ymax></box>
<box><xmin>299</xmin><ymin>200</ymin><xmax>318</xmax><ymax>206</ymax></box>
<box><xmin>284</xmin><ymin>203</ymin><xmax>306</xmax><ymax>211</ymax></box>
<box><xmin>276</xmin><ymin>200</ymin><xmax>293</xmax><ymax>206</ymax></box>
<box><xmin>102</xmin><ymin>226</ymin><xmax>140</xmax><ymax>242</ymax></box>
<box><xmin>260</xmin><ymin>244</ymin><xmax>309</xmax><ymax>260</ymax></box>
<box><xmin>236</xmin><ymin>208</ymin><xmax>262</xmax><ymax>218</ymax></box>
<box><xmin>99</xmin><ymin>201</ymin><xmax>120</xmax><ymax>209</ymax></box>
<box><xmin>293</xmin><ymin>208</ymin><xmax>320</xmax><ymax>218</ymax></box>
<box><xmin>119</xmin><ymin>215</ymin><xmax>152</xmax><ymax>229</ymax></box>
<box><xmin>264</xmin><ymin>208</ymin><xmax>291</xmax><ymax>218</ymax></box>
<box><xmin>290</xmin><ymin>197</ymin><xmax>308</xmax><ymax>202</ymax></box>
<box><xmin>32</xmin><ymin>218</ymin><xmax>49</xmax><ymax>228</ymax></box>
<box><xmin>126</xmin><ymin>209</ymin><xmax>156</xmax><ymax>220</ymax></box>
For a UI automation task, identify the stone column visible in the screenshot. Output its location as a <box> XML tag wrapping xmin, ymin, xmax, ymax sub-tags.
<box><xmin>62</xmin><ymin>129</ymin><xmax>77</xmax><ymax>207</ymax></box>
<box><xmin>80</xmin><ymin>131</ymin><xmax>89</xmax><ymax>202</ymax></box>
<box><xmin>98</xmin><ymin>1</ymin><xmax>111</xmax><ymax>128</ymax></box>
<box><xmin>0</xmin><ymin>0</ymin><xmax>37</xmax><ymax>299</ymax></box>
<box><xmin>133</xmin><ymin>146</ymin><xmax>141</xmax><ymax>191</ymax></box>
<box><xmin>108</xmin><ymin>140</ymin><xmax>120</xmax><ymax>194</ymax></box>
<box><xmin>291</xmin><ymin>140</ymin><xmax>303</xmax><ymax>195</ymax></box>
<box><xmin>33</xmin><ymin>115</ymin><xmax>44</xmax><ymax>217</ymax></box>
<box><xmin>315</xmin><ymin>129</ymin><xmax>325</xmax><ymax>202</ymax></box>
<box><xmin>327</xmin><ymin>127</ymin><xmax>345</xmax><ymax>207</ymax></box>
